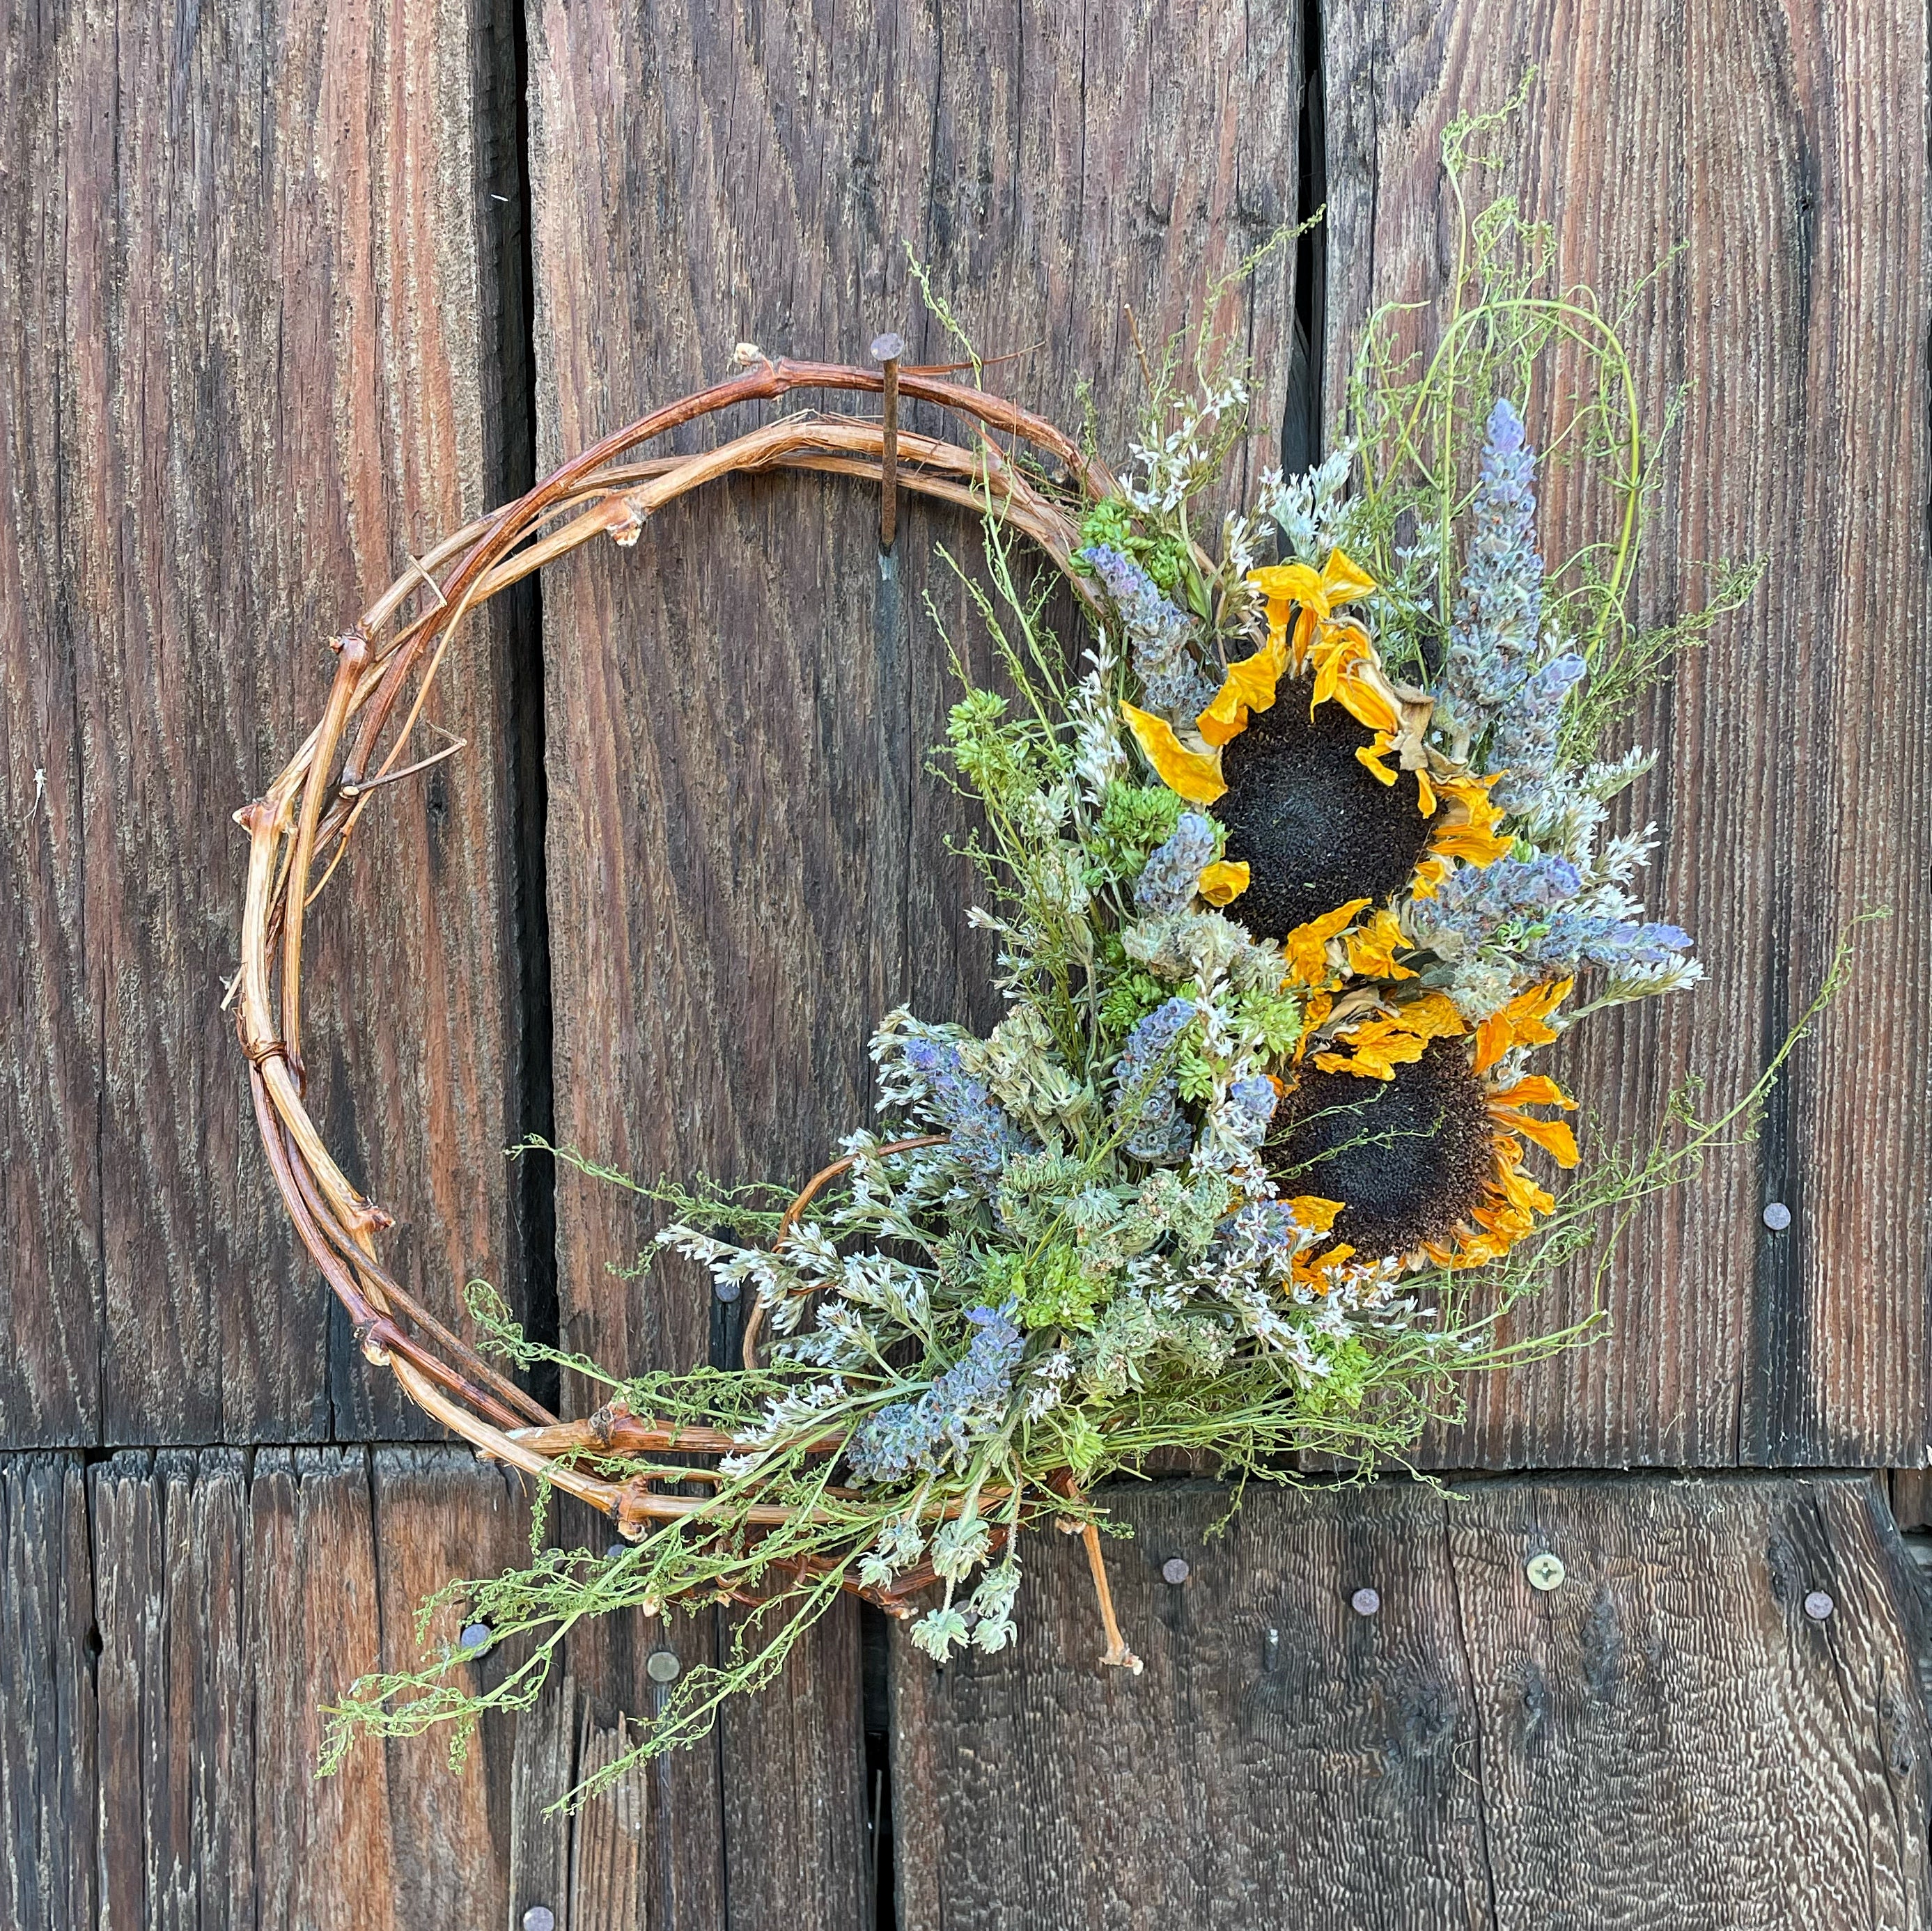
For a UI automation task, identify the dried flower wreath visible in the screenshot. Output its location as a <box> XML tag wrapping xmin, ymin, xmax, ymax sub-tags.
<box><xmin>237</xmin><ymin>116</ymin><xmax>1840</xmax><ymax>1807</ymax></box>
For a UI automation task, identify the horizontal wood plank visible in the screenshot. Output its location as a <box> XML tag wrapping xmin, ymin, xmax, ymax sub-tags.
<box><xmin>1322</xmin><ymin>0</ymin><xmax>1931</xmax><ymax>1466</ymax></box>
<box><xmin>891</xmin><ymin>1473</ymin><xmax>1932</xmax><ymax>1930</ymax></box>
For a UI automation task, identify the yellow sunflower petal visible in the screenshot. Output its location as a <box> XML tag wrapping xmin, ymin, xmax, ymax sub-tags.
<box><xmin>1490</xmin><ymin>1074</ymin><xmax>1575</xmax><ymax>1111</ymax></box>
<box><xmin>1506</xmin><ymin>1113</ymin><xmax>1580</xmax><ymax>1168</ymax></box>
<box><xmin>1409</xmin><ymin>854</ymin><xmax>1452</xmax><ymax>900</ymax></box>
<box><xmin>1247</xmin><ymin>561</ymin><xmax>1328</xmax><ymax>615</ymax></box>
<box><xmin>1400</xmin><ymin>992</ymin><xmax>1467</xmax><ymax>1039</ymax></box>
<box><xmin>1319</xmin><ymin>547</ymin><xmax>1377</xmax><ymax>607</ymax></box>
<box><xmin>1196</xmin><ymin>638</ymin><xmax>1288</xmax><ymax>747</ymax></box>
<box><xmin>1356</xmin><ymin>742</ymin><xmax>1399</xmax><ymax>785</ymax></box>
<box><xmin>1197</xmin><ymin>859</ymin><xmax>1250</xmax><ymax>906</ymax></box>
<box><xmin>1287</xmin><ymin>1195</ymin><xmax>1346</xmax><ymax>1233</ymax></box>
<box><xmin>1281</xmin><ymin>898</ymin><xmax>1371</xmax><ymax>987</ymax></box>
<box><xmin>1120</xmin><ymin>701</ymin><xmax>1226</xmax><ymax>804</ymax></box>
<box><xmin>1343</xmin><ymin>908</ymin><xmax>1415</xmax><ymax>980</ymax></box>
<box><xmin>1415</xmin><ymin>769</ymin><xmax>1437</xmax><ymax>817</ymax></box>
<box><xmin>1334</xmin><ymin>666</ymin><xmax>1403</xmax><ymax>737</ymax></box>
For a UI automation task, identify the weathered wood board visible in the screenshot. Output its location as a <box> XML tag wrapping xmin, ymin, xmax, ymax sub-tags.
<box><xmin>522</xmin><ymin>6</ymin><xmax>1305</xmax><ymax>1912</ymax></box>
<box><xmin>1323</xmin><ymin>2</ymin><xmax>1932</xmax><ymax>1465</ymax></box>
<box><xmin>891</xmin><ymin>1473</ymin><xmax>1932</xmax><ymax>1930</ymax></box>
<box><xmin>523</xmin><ymin>0</ymin><xmax>1304</xmax><ymax>1389</ymax></box>
<box><xmin>0</xmin><ymin>0</ymin><xmax>534</xmax><ymax>1446</ymax></box>
<box><xmin>0</xmin><ymin>1449</ymin><xmax>872</xmax><ymax>1930</ymax></box>
<box><xmin>13</xmin><ymin>1451</ymin><xmax>1929</xmax><ymax>1928</ymax></box>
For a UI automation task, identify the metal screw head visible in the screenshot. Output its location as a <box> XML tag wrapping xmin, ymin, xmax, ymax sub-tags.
<box><xmin>714</xmin><ymin>1278</ymin><xmax>742</xmax><ymax>1304</ymax></box>
<box><xmin>1350</xmin><ymin>1587</ymin><xmax>1381</xmax><ymax>1617</ymax></box>
<box><xmin>1804</xmin><ymin>1590</ymin><xmax>1835</xmax><ymax>1622</ymax></box>
<box><xmin>645</xmin><ymin>1646</ymin><xmax>683</xmax><ymax>1684</ymax></box>
<box><xmin>458</xmin><ymin>1620</ymin><xmax>492</xmax><ymax>1654</ymax></box>
<box><xmin>1763</xmin><ymin>1201</ymin><xmax>1792</xmax><ymax>1231</ymax></box>
<box><xmin>871</xmin><ymin>331</ymin><xmax>907</xmax><ymax>363</ymax></box>
<box><xmin>1525</xmin><ymin>1553</ymin><xmax>1566</xmax><ymax>1592</ymax></box>
<box><xmin>1161</xmin><ymin>1557</ymin><xmax>1191</xmax><ymax>1586</ymax></box>
<box><xmin>606</xmin><ymin>1542</ymin><xmax>630</xmax><ymax>1563</ymax></box>
<box><xmin>522</xmin><ymin>1909</ymin><xmax>556</xmax><ymax>1931</ymax></box>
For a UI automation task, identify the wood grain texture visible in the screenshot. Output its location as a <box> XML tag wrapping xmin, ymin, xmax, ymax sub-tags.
<box><xmin>84</xmin><ymin>1446</ymin><xmax>532</xmax><ymax>1930</ymax></box>
<box><xmin>891</xmin><ymin>1473</ymin><xmax>1932</xmax><ymax>1930</ymax></box>
<box><xmin>524</xmin><ymin>8</ymin><xmax>1302</xmax><ymax>1918</ymax></box>
<box><xmin>524</xmin><ymin>0</ymin><xmax>1303</xmax><ymax>1386</ymax></box>
<box><xmin>1321</xmin><ymin>3</ymin><xmax>1932</xmax><ymax>1466</ymax></box>
<box><xmin>0</xmin><ymin>0</ymin><xmax>530</xmax><ymax>1444</ymax></box>
<box><xmin>0</xmin><ymin>1457</ymin><xmax>96</xmax><ymax>1930</ymax></box>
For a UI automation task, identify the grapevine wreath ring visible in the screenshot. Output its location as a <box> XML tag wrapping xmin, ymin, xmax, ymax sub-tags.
<box><xmin>233</xmin><ymin>346</ymin><xmax>1159</xmax><ymax>1657</ymax></box>
<box><xmin>227</xmin><ymin>113</ymin><xmax>1849</xmax><ymax>1806</ymax></box>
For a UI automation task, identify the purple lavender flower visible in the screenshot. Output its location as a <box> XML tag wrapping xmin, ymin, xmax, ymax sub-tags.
<box><xmin>1487</xmin><ymin>652</ymin><xmax>1587</xmax><ymax>813</ymax></box>
<box><xmin>1433</xmin><ymin>400</ymin><xmax>1552</xmax><ymax>758</ymax></box>
<box><xmin>1222</xmin><ymin>1075</ymin><xmax>1279</xmax><ymax>1150</ymax></box>
<box><xmin>1112</xmin><ymin>997</ymin><xmax>1198</xmax><ymax>1163</ymax></box>
<box><xmin>1082</xmin><ymin>543</ymin><xmax>1217</xmax><ymax>726</ymax></box>
<box><xmin>845</xmin><ymin>1301</ymin><xmax>1026</xmax><ymax>1484</ymax></box>
<box><xmin>1414</xmin><ymin>854</ymin><xmax>1693</xmax><ymax>977</ymax></box>
<box><xmin>1135</xmin><ymin>812</ymin><xmax>1217</xmax><ymax>916</ymax></box>
<box><xmin>898</xmin><ymin>1035</ymin><xmax>1036</xmax><ymax>1190</ymax></box>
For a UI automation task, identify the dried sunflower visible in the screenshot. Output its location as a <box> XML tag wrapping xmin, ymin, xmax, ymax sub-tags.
<box><xmin>1119</xmin><ymin>550</ymin><xmax>1511</xmax><ymax>949</ymax></box>
<box><xmin>1265</xmin><ymin>986</ymin><xmax>1580</xmax><ymax>1276</ymax></box>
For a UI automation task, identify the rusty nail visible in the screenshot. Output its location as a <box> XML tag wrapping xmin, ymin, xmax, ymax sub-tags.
<box><xmin>873</xmin><ymin>331</ymin><xmax>905</xmax><ymax>551</ymax></box>
<box><xmin>1763</xmin><ymin>1201</ymin><xmax>1792</xmax><ymax>1231</ymax></box>
<box><xmin>1804</xmin><ymin>1590</ymin><xmax>1834</xmax><ymax>1622</ymax></box>
<box><xmin>1351</xmin><ymin>1587</ymin><xmax>1381</xmax><ymax>1616</ymax></box>
<box><xmin>1162</xmin><ymin>1557</ymin><xmax>1190</xmax><ymax>1586</ymax></box>
<box><xmin>522</xmin><ymin>1910</ymin><xmax>556</xmax><ymax>1931</ymax></box>
<box><xmin>646</xmin><ymin>1646</ymin><xmax>683</xmax><ymax>1684</ymax></box>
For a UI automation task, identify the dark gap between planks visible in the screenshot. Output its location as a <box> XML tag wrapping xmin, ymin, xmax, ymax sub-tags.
<box><xmin>478</xmin><ymin>0</ymin><xmax>561</xmax><ymax>1412</ymax></box>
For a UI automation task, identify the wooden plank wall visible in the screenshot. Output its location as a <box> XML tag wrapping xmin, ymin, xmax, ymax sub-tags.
<box><xmin>890</xmin><ymin>1473</ymin><xmax>1932</xmax><ymax>1928</ymax></box>
<box><xmin>0</xmin><ymin>0</ymin><xmax>1928</xmax><ymax>1921</ymax></box>
<box><xmin>0</xmin><ymin>0</ymin><xmax>535</xmax><ymax>1448</ymax></box>
<box><xmin>1322</xmin><ymin>0</ymin><xmax>1932</xmax><ymax>1468</ymax></box>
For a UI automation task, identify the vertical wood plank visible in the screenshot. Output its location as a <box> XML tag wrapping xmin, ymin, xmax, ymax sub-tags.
<box><xmin>0</xmin><ymin>0</ymin><xmax>530</xmax><ymax>1446</ymax></box>
<box><xmin>891</xmin><ymin>1474</ymin><xmax>1932</xmax><ymax>1929</ymax></box>
<box><xmin>525</xmin><ymin>6</ymin><xmax>1302</xmax><ymax>1912</ymax></box>
<box><xmin>86</xmin><ymin>1446</ymin><xmax>534</xmax><ymax>1930</ymax></box>
<box><xmin>1321</xmin><ymin>1</ymin><xmax>1931</xmax><ymax>1466</ymax></box>
<box><xmin>0</xmin><ymin>1455</ymin><xmax>97</xmax><ymax>1931</ymax></box>
<box><xmin>892</xmin><ymin>1483</ymin><xmax>1491</xmax><ymax>1930</ymax></box>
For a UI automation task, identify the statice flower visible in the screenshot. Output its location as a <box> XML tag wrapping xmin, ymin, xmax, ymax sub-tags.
<box><xmin>1112</xmin><ymin>997</ymin><xmax>1198</xmax><ymax>1163</ymax></box>
<box><xmin>1433</xmin><ymin>398</ymin><xmax>1545</xmax><ymax>760</ymax></box>
<box><xmin>1135</xmin><ymin>811</ymin><xmax>1217</xmax><ymax>916</ymax></box>
<box><xmin>1194</xmin><ymin>1070</ymin><xmax>1281</xmax><ymax>1182</ymax></box>
<box><xmin>1080</xmin><ymin>543</ymin><xmax>1217</xmax><ymax>726</ymax></box>
<box><xmin>1258</xmin><ymin>444</ymin><xmax>1357</xmax><ymax>563</ymax></box>
<box><xmin>845</xmin><ymin>1301</ymin><xmax>1026</xmax><ymax>1484</ymax></box>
